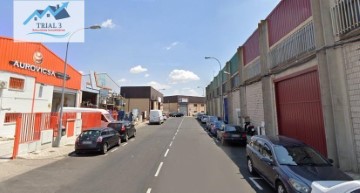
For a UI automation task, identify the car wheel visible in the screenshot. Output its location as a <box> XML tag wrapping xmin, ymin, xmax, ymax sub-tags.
<box><xmin>276</xmin><ymin>182</ymin><xmax>287</xmax><ymax>193</ymax></box>
<box><xmin>247</xmin><ymin>158</ymin><xmax>255</xmax><ymax>175</ymax></box>
<box><xmin>102</xmin><ymin>143</ymin><xmax>108</xmax><ymax>154</ymax></box>
<box><xmin>221</xmin><ymin>137</ymin><xmax>226</xmax><ymax>146</ymax></box>
<box><xmin>124</xmin><ymin>134</ymin><xmax>128</xmax><ymax>142</ymax></box>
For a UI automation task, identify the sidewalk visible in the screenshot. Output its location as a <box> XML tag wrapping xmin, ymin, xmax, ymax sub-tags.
<box><xmin>0</xmin><ymin>121</ymin><xmax>148</xmax><ymax>182</ymax></box>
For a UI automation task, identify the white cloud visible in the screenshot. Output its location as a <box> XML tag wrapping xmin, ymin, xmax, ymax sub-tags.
<box><xmin>130</xmin><ymin>65</ymin><xmax>148</xmax><ymax>74</ymax></box>
<box><xmin>145</xmin><ymin>73</ymin><xmax>150</xmax><ymax>77</ymax></box>
<box><xmin>147</xmin><ymin>81</ymin><xmax>170</xmax><ymax>90</ymax></box>
<box><xmin>117</xmin><ymin>78</ymin><xmax>127</xmax><ymax>83</ymax></box>
<box><xmin>101</xmin><ymin>19</ymin><xmax>116</xmax><ymax>29</ymax></box>
<box><xmin>169</xmin><ymin>69</ymin><xmax>200</xmax><ymax>83</ymax></box>
<box><xmin>165</xmin><ymin>41</ymin><xmax>179</xmax><ymax>50</ymax></box>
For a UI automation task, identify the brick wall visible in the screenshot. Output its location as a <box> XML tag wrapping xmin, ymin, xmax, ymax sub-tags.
<box><xmin>245</xmin><ymin>81</ymin><xmax>264</xmax><ymax>127</ymax></box>
<box><xmin>343</xmin><ymin>42</ymin><xmax>360</xmax><ymax>166</ymax></box>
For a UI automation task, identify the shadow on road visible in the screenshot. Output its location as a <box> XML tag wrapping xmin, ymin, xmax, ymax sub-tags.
<box><xmin>197</xmin><ymin>120</ymin><xmax>274</xmax><ymax>193</ymax></box>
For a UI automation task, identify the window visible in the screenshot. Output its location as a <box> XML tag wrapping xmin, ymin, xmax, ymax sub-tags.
<box><xmin>38</xmin><ymin>84</ymin><xmax>43</xmax><ymax>98</ymax></box>
<box><xmin>4</xmin><ymin>113</ymin><xmax>20</xmax><ymax>123</ymax></box>
<box><xmin>351</xmin><ymin>189</ymin><xmax>360</xmax><ymax>193</ymax></box>
<box><xmin>9</xmin><ymin>77</ymin><xmax>25</xmax><ymax>90</ymax></box>
<box><xmin>262</xmin><ymin>144</ymin><xmax>273</xmax><ymax>160</ymax></box>
<box><xmin>194</xmin><ymin>104</ymin><xmax>198</xmax><ymax>107</ymax></box>
<box><xmin>201</xmin><ymin>104</ymin><xmax>204</xmax><ymax>107</ymax></box>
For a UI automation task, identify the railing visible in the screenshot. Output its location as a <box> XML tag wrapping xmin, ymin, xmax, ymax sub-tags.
<box><xmin>267</xmin><ymin>22</ymin><xmax>315</xmax><ymax>69</ymax></box>
<box><xmin>244</xmin><ymin>58</ymin><xmax>261</xmax><ymax>81</ymax></box>
<box><xmin>331</xmin><ymin>0</ymin><xmax>360</xmax><ymax>36</ymax></box>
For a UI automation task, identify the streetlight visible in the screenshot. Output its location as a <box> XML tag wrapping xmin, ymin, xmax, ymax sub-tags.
<box><xmin>197</xmin><ymin>86</ymin><xmax>205</xmax><ymax>96</ymax></box>
<box><xmin>204</xmin><ymin>56</ymin><xmax>223</xmax><ymax>120</ymax></box>
<box><xmin>55</xmin><ymin>25</ymin><xmax>101</xmax><ymax>147</ymax></box>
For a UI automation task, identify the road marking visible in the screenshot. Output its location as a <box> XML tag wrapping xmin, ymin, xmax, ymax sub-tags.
<box><xmin>172</xmin><ymin>136</ymin><xmax>176</xmax><ymax>140</ymax></box>
<box><xmin>169</xmin><ymin>141</ymin><xmax>173</xmax><ymax>147</ymax></box>
<box><xmin>164</xmin><ymin>149</ymin><xmax>170</xmax><ymax>157</ymax></box>
<box><xmin>155</xmin><ymin>162</ymin><xmax>164</xmax><ymax>177</ymax></box>
<box><xmin>178</xmin><ymin>118</ymin><xmax>184</xmax><ymax>130</ymax></box>
<box><xmin>175</xmin><ymin>132</ymin><xmax>178</xmax><ymax>136</ymax></box>
<box><xmin>123</xmin><ymin>143</ymin><xmax>128</xmax><ymax>146</ymax></box>
<box><xmin>111</xmin><ymin>148</ymin><xmax>118</xmax><ymax>152</ymax></box>
<box><xmin>146</xmin><ymin>188</ymin><xmax>152</xmax><ymax>193</ymax></box>
<box><xmin>249</xmin><ymin>177</ymin><xmax>263</xmax><ymax>190</ymax></box>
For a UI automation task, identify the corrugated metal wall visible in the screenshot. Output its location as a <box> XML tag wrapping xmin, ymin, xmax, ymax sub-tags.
<box><xmin>275</xmin><ymin>69</ymin><xmax>327</xmax><ymax>156</ymax></box>
<box><xmin>267</xmin><ymin>0</ymin><xmax>312</xmax><ymax>47</ymax></box>
<box><xmin>243</xmin><ymin>29</ymin><xmax>260</xmax><ymax>65</ymax></box>
<box><xmin>0</xmin><ymin>37</ymin><xmax>82</xmax><ymax>90</ymax></box>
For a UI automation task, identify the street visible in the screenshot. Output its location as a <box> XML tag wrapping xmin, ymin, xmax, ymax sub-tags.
<box><xmin>0</xmin><ymin>117</ymin><xmax>274</xmax><ymax>193</ymax></box>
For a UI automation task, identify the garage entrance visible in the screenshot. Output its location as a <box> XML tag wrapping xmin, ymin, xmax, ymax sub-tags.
<box><xmin>275</xmin><ymin>68</ymin><xmax>327</xmax><ymax>156</ymax></box>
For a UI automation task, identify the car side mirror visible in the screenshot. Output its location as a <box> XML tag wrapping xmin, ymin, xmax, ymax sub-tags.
<box><xmin>261</xmin><ymin>157</ymin><xmax>273</xmax><ymax>166</ymax></box>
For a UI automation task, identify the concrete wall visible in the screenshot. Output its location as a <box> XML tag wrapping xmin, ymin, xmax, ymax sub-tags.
<box><xmin>125</xmin><ymin>98</ymin><xmax>149</xmax><ymax>115</ymax></box>
<box><xmin>342</xmin><ymin>42</ymin><xmax>360</xmax><ymax>170</ymax></box>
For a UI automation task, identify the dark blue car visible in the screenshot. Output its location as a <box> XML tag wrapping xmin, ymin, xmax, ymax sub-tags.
<box><xmin>246</xmin><ymin>135</ymin><xmax>352</xmax><ymax>193</ymax></box>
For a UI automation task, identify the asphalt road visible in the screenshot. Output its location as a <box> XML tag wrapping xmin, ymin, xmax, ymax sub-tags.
<box><xmin>0</xmin><ymin>117</ymin><xmax>274</xmax><ymax>193</ymax></box>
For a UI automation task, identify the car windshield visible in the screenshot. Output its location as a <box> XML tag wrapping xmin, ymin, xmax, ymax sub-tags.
<box><xmin>210</xmin><ymin>116</ymin><xmax>218</xmax><ymax>122</ymax></box>
<box><xmin>274</xmin><ymin>145</ymin><xmax>330</xmax><ymax>166</ymax></box>
<box><xmin>215</xmin><ymin>121</ymin><xmax>225</xmax><ymax>127</ymax></box>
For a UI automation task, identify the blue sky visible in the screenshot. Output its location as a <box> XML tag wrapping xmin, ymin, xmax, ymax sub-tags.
<box><xmin>1</xmin><ymin>0</ymin><xmax>280</xmax><ymax>96</ymax></box>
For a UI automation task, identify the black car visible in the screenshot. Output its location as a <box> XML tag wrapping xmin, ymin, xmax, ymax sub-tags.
<box><xmin>75</xmin><ymin>127</ymin><xmax>120</xmax><ymax>154</ymax></box>
<box><xmin>246</xmin><ymin>135</ymin><xmax>353</xmax><ymax>193</ymax></box>
<box><xmin>107</xmin><ymin>121</ymin><xmax>136</xmax><ymax>142</ymax></box>
<box><xmin>216</xmin><ymin>124</ymin><xmax>247</xmax><ymax>146</ymax></box>
<box><xmin>169</xmin><ymin>112</ymin><xmax>184</xmax><ymax>117</ymax></box>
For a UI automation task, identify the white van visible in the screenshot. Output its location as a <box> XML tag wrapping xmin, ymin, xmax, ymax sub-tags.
<box><xmin>62</xmin><ymin>107</ymin><xmax>115</xmax><ymax>127</ymax></box>
<box><xmin>149</xmin><ymin>110</ymin><xmax>164</xmax><ymax>125</ymax></box>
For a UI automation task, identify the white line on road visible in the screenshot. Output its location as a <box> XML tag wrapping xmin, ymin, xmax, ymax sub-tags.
<box><xmin>110</xmin><ymin>148</ymin><xmax>118</xmax><ymax>152</ymax></box>
<box><xmin>249</xmin><ymin>177</ymin><xmax>263</xmax><ymax>190</ymax></box>
<box><xmin>155</xmin><ymin>162</ymin><xmax>164</xmax><ymax>177</ymax></box>
<box><xmin>123</xmin><ymin>143</ymin><xmax>128</xmax><ymax>146</ymax></box>
<box><xmin>164</xmin><ymin>148</ymin><xmax>170</xmax><ymax>157</ymax></box>
<box><xmin>172</xmin><ymin>136</ymin><xmax>176</xmax><ymax>140</ymax></box>
<box><xmin>146</xmin><ymin>188</ymin><xmax>152</xmax><ymax>193</ymax></box>
<box><xmin>169</xmin><ymin>141</ymin><xmax>173</xmax><ymax>147</ymax></box>
<box><xmin>178</xmin><ymin>118</ymin><xmax>184</xmax><ymax>130</ymax></box>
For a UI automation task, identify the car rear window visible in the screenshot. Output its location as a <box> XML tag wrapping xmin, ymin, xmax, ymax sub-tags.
<box><xmin>80</xmin><ymin>130</ymin><xmax>101</xmax><ymax>139</ymax></box>
<box><xmin>225</xmin><ymin>126</ymin><xmax>245</xmax><ymax>132</ymax></box>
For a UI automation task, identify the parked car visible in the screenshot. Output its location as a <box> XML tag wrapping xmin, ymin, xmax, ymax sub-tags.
<box><xmin>311</xmin><ymin>180</ymin><xmax>360</xmax><ymax>193</ymax></box>
<box><xmin>216</xmin><ymin>124</ymin><xmax>247</xmax><ymax>145</ymax></box>
<box><xmin>196</xmin><ymin>113</ymin><xmax>205</xmax><ymax>120</ymax></box>
<box><xmin>201</xmin><ymin>115</ymin><xmax>208</xmax><ymax>124</ymax></box>
<box><xmin>246</xmin><ymin>135</ymin><xmax>353</xmax><ymax>193</ymax></box>
<box><xmin>75</xmin><ymin>127</ymin><xmax>120</xmax><ymax>154</ymax></box>
<box><xmin>107</xmin><ymin>121</ymin><xmax>136</xmax><ymax>142</ymax></box>
<box><xmin>169</xmin><ymin>112</ymin><xmax>177</xmax><ymax>117</ymax></box>
<box><xmin>210</xmin><ymin>120</ymin><xmax>225</xmax><ymax>136</ymax></box>
<box><xmin>206</xmin><ymin>116</ymin><xmax>218</xmax><ymax>131</ymax></box>
<box><xmin>163</xmin><ymin>113</ymin><xmax>168</xmax><ymax>121</ymax></box>
<box><xmin>149</xmin><ymin>109</ymin><xmax>164</xmax><ymax>125</ymax></box>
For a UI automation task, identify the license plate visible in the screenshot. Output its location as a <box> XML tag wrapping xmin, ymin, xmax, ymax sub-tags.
<box><xmin>232</xmin><ymin>134</ymin><xmax>240</xmax><ymax>137</ymax></box>
<box><xmin>82</xmin><ymin>141</ymin><xmax>92</xmax><ymax>144</ymax></box>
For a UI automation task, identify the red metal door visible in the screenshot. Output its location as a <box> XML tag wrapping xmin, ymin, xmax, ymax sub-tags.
<box><xmin>67</xmin><ymin>120</ymin><xmax>75</xmax><ymax>137</ymax></box>
<box><xmin>275</xmin><ymin>68</ymin><xmax>327</xmax><ymax>156</ymax></box>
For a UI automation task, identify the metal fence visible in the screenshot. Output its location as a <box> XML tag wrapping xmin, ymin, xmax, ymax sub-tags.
<box><xmin>267</xmin><ymin>21</ymin><xmax>315</xmax><ymax>69</ymax></box>
<box><xmin>331</xmin><ymin>0</ymin><xmax>360</xmax><ymax>36</ymax></box>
